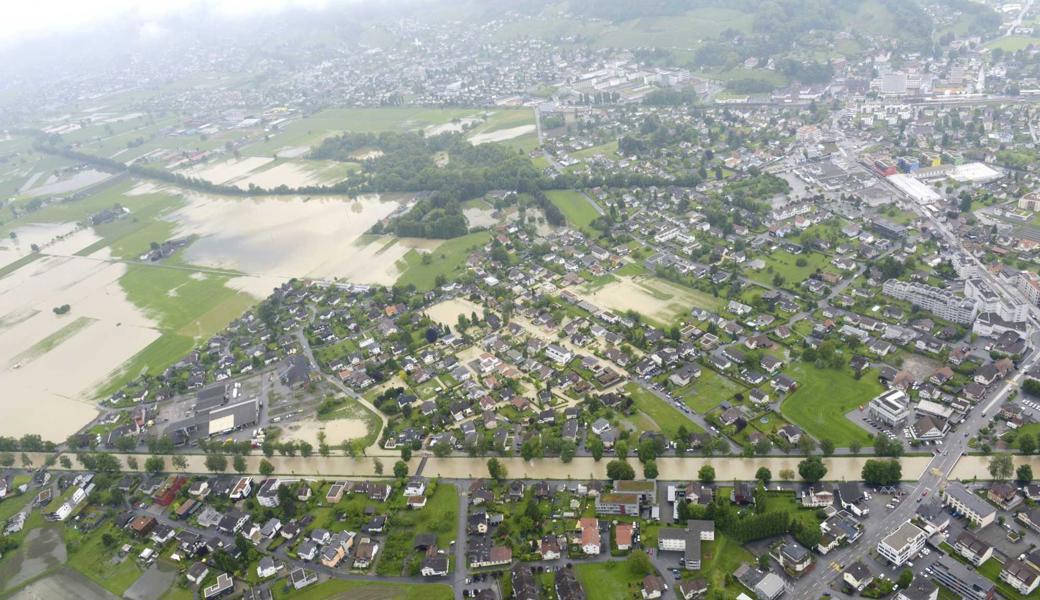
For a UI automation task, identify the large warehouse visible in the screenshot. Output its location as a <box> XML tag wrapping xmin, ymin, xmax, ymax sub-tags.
<box><xmin>887</xmin><ymin>173</ymin><xmax>943</xmax><ymax>205</ymax></box>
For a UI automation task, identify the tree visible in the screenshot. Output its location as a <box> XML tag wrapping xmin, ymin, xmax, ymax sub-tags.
<box><xmin>989</xmin><ymin>453</ymin><xmax>1014</xmax><ymax>481</ymax></box>
<box><xmin>373</xmin><ymin>458</ymin><xmax>383</xmax><ymax>476</ymax></box>
<box><xmin>626</xmin><ymin>550</ymin><xmax>653</xmax><ymax>577</ymax></box>
<box><xmin>172</xmin><ymin>455</ymin><xmax>188</xmax><ymax>470</ymax></box>
<box><xmin>233</xmin><ymin>454</ymin><xmax>247</xmax><ymax>474</ymax></box>
<box><xmin>819</xmin><ymin>439</ymin><xmax>835</xmax><ymax>457</ymax></box>
<box><xmin>755</xmin><ymin>467</ymin><xmax>772</xmax><ymax>486</ymax></box>
<box><xmin>698</xmin><ymin>464</ymin><xmax>716</xmax><ymax>484</ymax></box>
<box><xmin>849</xmin><ymin>440</ymin><xmax>862</xmax><ymax>456</ymax></box>
<box><xmin>607</xmin><ymin>460</ymin><xmax>635</xmax><ymax>480</ymax></box>
<box><xmin>298</xmin><ymin>441</ymin><xmax>313</xmax><ymax>458</ymax></box>
<box><xmin>126</xmin><ymin>456</ymin><xmax>138</xmax><ymax>471</ymax></box>
<box><xmin>897</xmin><ymin>569</ymin><xmax>913</xmax><ymax>589</ymax></box>
<box><xmin>401</xmin><ymin>446</ymin><xmax>412</xmax><ymax>462</ymax></box>
<box><xmin>779</xmin><ymin>468</ymin><xmax>795</xmax><ymax>481</ymax></box>
<box><xmin>1018</xmin><ymin>464</ymin><xmax>1034</xmax><ymax>484</ymax></box>
<box><xmin>643</xmin><ymin>460</ymin><xmax>658</xmax><ymax>479</ymax></box>
<box><xmin>588</xmin><ymin>436</ymin><xmax>604</xmax><ymax>461</ymax></box>
<box><xmin>615</xmin><ymin>441</ymin><xmax>629</xmax><ymax>460</ymax></box>
<box><xmin>798</xmin><ymin>456</ymin><xmax>827</xmax><ymax>483</ymax></box>
<box><xmin>0</xmin><ymin>453</ymin><xmax>13</xmax><ymax>467</ymax></box>
<box><xmin>433</xmin><ymin>441</ymin><xmax>452</xmax><ymax>458</ymax></box>
<box><xmin>1019</xmin><ymin>433</ymin><xmax>1037</xmax><ymax>455</ymax></box>
<box><xmin>205</xmin><ymin>453</ymin><xmax>228</xmax><ymax>473</ymax></box>
<box><xmin>861</xmin><ymin>459</ymin><xmax>902</xmax><ymax>486</ymax></box>
<box><xmin>874</xmin><ymin>435</ymin><xmax>904</xmax><ymax>458</ymax></box>
<box><xmin>59</xmin><ymin>456</ymin><xmax>72</xmax><ymax>469</ymax></box>
<box><xmin>394</xmin><ymin>460</ymin><xmax>409</xmax><ymax>479</ymax></box>
<box><xmin>560</xmin><ymin>440</ymin><xmax>576</xmax><ymax>463</ymax></box>
<box><xmin>259</xmin><ymin>458</ymin><xmax>275</xmax><ymax>477</ymax></box>
<box><xmin>797</xmin><ymin>436</ymin><xmax>817</xmax><ymax>455</ymax></box>
<box><xmin>487</xmin><ymin>457</ymin><xmax>507</xmax><ymax>482</ymax></box>
<box><xmin>144</xmin><ymin>456</ymin><xmax>164</xmax><ymax>476</ymax></box>
<box><xmin>520</xmin><ymin>437</ymin><xmax>542</xmax><ymax>461</ymax></box>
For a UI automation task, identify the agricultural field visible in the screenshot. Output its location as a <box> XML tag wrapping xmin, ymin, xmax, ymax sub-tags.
<box><xmin>625</xmin><ymin>382</ymin><xmax>703</xmax><ymax>437</ymax></box>
<box><xmin>780</xmin><ymin>363</ymin><xmax>882</xmax><ymax>447</ymax></box>
<box><xmin>395</xmin><ymin>231</ymin><xmax>491</xmax><ymax>290</ymax></box>
<box><xmin>574</xmin><ymin>275</ymin><xmax>722</xmax><ymax>327</ymax></box>
<box><xmin>679</xmin><ymin>368</ymin><xmax>747</xmax><ymax>414</ymax></box>
<box><xmin>545</xmin><ymin>190</ymin><xmax>601</xmax><ymax>230</ymax></box>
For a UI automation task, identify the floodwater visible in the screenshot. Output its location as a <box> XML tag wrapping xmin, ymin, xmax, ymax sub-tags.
<box><xmin>0</xmin><ymin>527</ymin><xmax>67</xmax><ymax>591</ymax></box>
<box><xmin>8</xmin><ymin>567</ymin><xmax>116</xmax><ymax>600</ymax></box>
<box><xmin>424</xmin><ymin>117</ymin><xmax>481</xmax><ymax>137</ymax></box>
<box><xmin>573</xmin><ymin>276</ymin><xmax>689</xmax><ymax>324</ymax></box>
<box><xmin>0</xmin><ymin>250</ymin><xmax>161</xmax><ymax>440</ymax></box>
<box><xmin>170</xmin><ymin>193</ymin><xmax>413</xmax><ymax>287</ymax></box>
<box><xmin>181</xmin><ymin>156</ymin><xmax>273</xmax><ymax>185</ymax></box>
<box><xmin>468</xmin><ymin>124</ymin><xmax>536</xmax><ymax>145</ymax></box>
<box><xmin>64</xmin><ymin>452</ymin><xmax>935</xmax><ymax>482</ymax></box>
<box><xmin>282</xmin><ymin>418</ymin><xmax>369</xmax><ymax>447</ymax></box>
<box><xmin>124</xmin><ymin>563</ymin><xmax>176</xmax><ymax>600</ymax></box>
<box><xmin>426</xmin><ymin>298</ymin><xmax>485</xmax><ymax>327</ymax></box>
<box><xmin>463</xmin><ymin>207</ymin><xmax>498</xmax><ymax>228</ymax></box>
<box><xmin>20</xmin><ymin>170</ymin><xmax>113</xmax><ymax>198</ymax></box>
<box><xmin>231</xmin><ymin>161</ymin><xmax>344</xmax><ymax>190</ymax></box>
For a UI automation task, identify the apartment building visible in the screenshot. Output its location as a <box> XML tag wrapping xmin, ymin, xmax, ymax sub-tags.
<box><xmin>941</xmin><ymin>483</ymin><xmax>997</xmax><ymax>528</ymax></box>
<box><xmin>882</xmin><ymin>279</ymin><xmax>977</xmax><ymax>324</ymax></box>
<box><xmin>868</xmin><ymin>389</ymin><xmax>911</xmax><ymax>426</ymax></box>
<box><xmin>877</xmin><ymin>522</ymin><xmax>926</xmax><ymax>566</ymax></box>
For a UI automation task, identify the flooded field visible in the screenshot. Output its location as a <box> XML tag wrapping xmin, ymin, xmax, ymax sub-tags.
<box><xmin>170</xmin><ymin>193</ymin><xmax>414</xmax><ymax>286</ymax></box>
<box><xmin>20</xmin><ymin>169</ymin><xmax>113</xmax><ymax>198</ymax></box>
<box><xmin>0</xmin><ymin>527</ymin><xmax>67</xmax><ymax>591</ymax></box>
<box><xmin>0</xmin><ymin>251</ymin><xmax>161</xmax><ymax>440</ymax></box>
<box><xmin>231</xmin><ymin>160</ymin><xmax>346</xmax><ymax>190</ymax></box>
<box><xmin>8</xmin><ymin>567</ymin><xmax>116</xmax><ymax>600</ymax></box>
<box><xmin>283</xmin><ymin>418</ymin><xmax>369</xmax><ymax>447</ymax></box>
<box><xmin>468</xmin><ymin>124</ymin><xmax>536</xmax><ymax>145</ymax></box>
<box><xmin>462</xmin><ymin>206</ymin><xmax>499</xmax><ymax>228</ymax></box>
<box><xmin>425</xmin><ymin>297</ymin><xmax>485</xmax><ymax>327</ymax></box>
<box><xmin>181</xmin><ymin>156</ymin><xmax>273</xmax><ymax>185</ymax></box>
<box><xmin>573</xmin><ymin>276</ymin><xmax>715</xmax><ymax>325</ymax></box>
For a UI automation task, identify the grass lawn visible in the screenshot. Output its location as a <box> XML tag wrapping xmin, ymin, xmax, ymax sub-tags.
<box><xmin>65</xmin><ymin>524</ymin><xmax>143</xmax><ymax>596</ymax></box>
<box><xmin>160</xmin><ymin>584</ymin><xmax>195</xmax><ymax>600</ymax></box>
<box><xmin>749</xmin><ymin>250</ymin><xmax>830</xmax><ymax>287</ymax></box>
<box><xmin>545</xmin><ymin>190</ymin><xmax>600</xmax><ymax>230</ymax></box>
<box><xmin>760</xmin><ymin>491</ymin><xmax>824</xmax><ymax>530</ymax></box>
<box><xmin>395</xmin><ymin>231</ymin><xmax>490</xmax><ymax>290</ymax></box>
<box><xmin>698</xmin><ymin>532</ymin><xmax>754</xmax><ymax>597</ymax></box>
<box><xmin>376</xmin><ymin>483</ymin><xmax>458</xmax><ymax>576</ymax></box>
<box><xmin>680</xmin><ymin>368</ymin><xmax>747</xmax><ymax>414</ymax></box>
<box><xmin>625</xmin><ymin>382</ymin><xmax>703</xmax><ymax>437</ymax></box>
<box><xmin>978</xmin><ymin>558</ymin><xmax>1040</xmax><ymax>600</ymax></box>
<box><xmin>574</xmin><ymin>561</ymin><xmax>645</xmax><ymax>600</ymax></box>
<box><xmin>987</xmin><ymin>36</ymin><xmax>1040</xmax><ymax>52</ymax></box>
<box><xmin>571</xmin><ymin>140</ymin><xmax>618</xmax><ymax>161</ymax></box>
<box><xmin>94</xmin><ymin>333</ymin><xmax>195</xmax><ymax>398</ymax></box>
<box><xmin>272</xmin><ymin>579</ymin><xmax>453</xmax><ymax>600</ymax></box>
<box><xmin>780</xmin><ymin>363</ymin><xmax>881</xmax><ymax>447</ymax></box>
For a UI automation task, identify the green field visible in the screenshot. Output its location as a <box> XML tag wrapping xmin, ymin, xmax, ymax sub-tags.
<box><xmin>244</xmin><ymin>107</ymin><xmax>533</xmax><ymax>157</ymax></box>
<box><xmin>699</xmin><ymin>533</ymin><xmax>755</xmax><ymax>597</ymax></box>
<box><xmin>545</xmin><ymin>190</ymin><xmax>600</xmax><ymax>230</ymax></box>
<box><xmin>680</xmin><ymin>368</ymin><xmax>747</xmax><ymax>414</ymax></box>
<box><xmin>625</xmin><ymin>382</ymin><xmax>703</xmax><ymax>437</ymax></box>
<box><xmin>780</xmin><ymin>363</ymin><xmax>881</xmax><ymax>447</ymax></box>
<box><xmin>574</xmin><ymin>561</ymin><xmax>645</xmax><ymax>600</ymax></box>
<box><xmin>272</xmin><ymin>579</ymin><xmax>453</xmax><ymax>600</ymax></box>
<box><xmin>749</xmin><ymin>250</ymin><xmax>830</xmax><ymax>287</ymax></box>
<box><xmin>395</xmin><ymin>231</ymin><xmax>491</xmax><ymax>290</ymax></box>
<box><xmin>987</xmin><ymin>36</ymin><xmax>1040</xmax><ymax>52</ymax></box>
<box><xmin>375</xmin><ymin>483</ymin><xmax>458</xmax><ymax>576</ymax></box>
<box><xmin>65</xmin><ymin>524</ymin><xmax>143</xmax><ymax>596</ymax></box>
